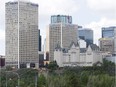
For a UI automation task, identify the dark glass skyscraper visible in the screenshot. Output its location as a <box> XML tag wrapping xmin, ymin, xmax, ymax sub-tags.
<box><xmin>78</xmin><ymin>28</ymin><xmax>93</xmax><ymax>47</ymax></box>
<box><xmin>38</xmin><ymin>29</ymin><xmax>41</xmax><ymax>51</ymax></box>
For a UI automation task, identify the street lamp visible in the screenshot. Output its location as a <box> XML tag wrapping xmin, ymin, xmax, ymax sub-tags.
<box><xmin>6</xmin><ymin>71</ymin><xmax>20</xmax><ymax>87</ymax></box>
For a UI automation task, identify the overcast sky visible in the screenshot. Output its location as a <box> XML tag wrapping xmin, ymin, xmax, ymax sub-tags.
<box><xmin>0</xmin><ymin>0</ymin><xmax>116</xmax><ymax>55</ymax></box>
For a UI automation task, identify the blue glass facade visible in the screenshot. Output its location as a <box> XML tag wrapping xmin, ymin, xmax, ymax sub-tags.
<box><xmin>78</xmin><ymin>28</ymin><xmax>93</xmax><ymax>47</ymax></box>
<box><xmin>102</xmin><ymin>26</ymin><xmax>116</xmax><ymax>38</ymax></box>
<box><xmin>51</xmin><ymin>15</ymin><xmax>72</xmax><ymax>24</ymax></box>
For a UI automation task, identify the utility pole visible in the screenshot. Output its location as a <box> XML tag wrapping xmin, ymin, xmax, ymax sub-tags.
<box><xmin>35</xmin><ymin>71</ymin><xmax>38</xmax><ymax>87</ymax></box>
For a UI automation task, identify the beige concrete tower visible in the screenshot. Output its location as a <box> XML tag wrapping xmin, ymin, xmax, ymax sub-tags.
<box><xmin>5</xmin><ymin>1</ymin><xmax>39</xmax><ymax>68</ymax></box>
<box><xmin>46</xmin><ymin>15</ymin><xmax>78</xmax><ymax>61</ymax></box>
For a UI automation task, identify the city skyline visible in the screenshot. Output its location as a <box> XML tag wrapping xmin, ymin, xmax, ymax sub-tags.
<box><xmin>0</xmin><ymin>0</ymin><xmax>116</xmax><ymax>55</ymax></box>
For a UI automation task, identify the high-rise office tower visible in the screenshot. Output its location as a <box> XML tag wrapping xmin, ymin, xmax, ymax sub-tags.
<box><xmin>102</xmin><ymin>26</ymin><xmax>116</xmax><ymax>38</ymax></box>
<box><xmin>38</xmin><ymin>29</ymin><xmax>41</xmax><ymax>51</ymax></box>
<box><xmin>78</xmin><ymin>28</ymin><xmax>93</xmax><ymax>47</ymax></box>
<box><xmin>46</xmin><ymin>15</ymin><xmax>78</xmax><ymax>61</ymax></box>
<box><xmin>101</xmin><ymin>26</ymin><xmax>116</xmax><ymax>54</ymax></box>
<box><xmin>5</xmin><ymin>1</ymin><xmax>39</xmax><ymax>68</ymax></box>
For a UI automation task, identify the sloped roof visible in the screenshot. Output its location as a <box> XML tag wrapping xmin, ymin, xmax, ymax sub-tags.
<box><xmin>89</xmin><ymin>44</ymin><xmax>100</xmax><ymax>51</ymax></box>
<box><xmin>55</xmin><ymin>43</ymin><xmax>68</xmax><ymax>53</ymax></box>
<box><xmin>62</xmin><ymin>48</ymin><xmax>68</xmax><ymax>53</ymax></box>
<box><xmin>69</xmin><ymin>41</ymin><xmax>79</xmax><ymax>49</ymax></box>
<box><xmin>80</xmin><ymin>48</ymin><xmax>87</xmax><ymax>53</ymax></box>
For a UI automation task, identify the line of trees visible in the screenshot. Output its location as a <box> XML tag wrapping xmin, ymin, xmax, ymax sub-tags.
<box><xmin>0</xmin><ymin>59</ymin><xmax>115</xmax><ymax>87</ymax></box>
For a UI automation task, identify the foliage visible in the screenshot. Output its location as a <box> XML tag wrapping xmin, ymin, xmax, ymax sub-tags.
<box><xmin>101</xmin><ymin>59</ymin><xmax>115</xmax><ymax>76</ymax></box>
<box><xmin>0</xmin><ymin>59</ymin><xmax>115</xmax><ymax>87</ymax></box>
<box><xmin>87</xmin><ymin>74</ymin><xmax>115</xmax><ymax>87</ymax></box>
<box><xmin>47</xmin><ymin>61</ymin><xmax>59</xmax><ymax>72</ymax></box>
<box><xmin>38</xmin><ymin>74</ymin><xmax>46</xmax><ymax>87</ymax></box>
<box><xmin>64</xmin><ymin>72</ymin><xmax>81</xmax><ymax>87</ymax></box>
<box><xmin>5</xmin><ymin>66</ymin><xmax>13</xmax><ymax>71</ymax></box>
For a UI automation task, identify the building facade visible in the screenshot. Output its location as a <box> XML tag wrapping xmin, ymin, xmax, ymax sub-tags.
<box><xmin>46</xmin><ymin>15</ymin><xmax>78</xmax><ymax>61</ymax></box>
<box><xmin>78</xmin><ymin>28</ymin><xmax>93</xmax><ymax>47</ymax></box>
<box><xmin>51</xmin><ymin>15</ymin><xmax>72</xmax><ymax>24</ymax></box>
<box><xmin>54</xmin><ymin>42</ymin><xmax>102</xmax><ymax>67</ymax></box>
<box><xmin>99</xmin><ymin>38</ymin><xmax>114</xmax><ymax>53</ymax></box>
<box><xmin>101</xmin><ymin>26</ymin><xmax>116</xmax><ymax>55</ymax></box>
<box><xmin>38</xmin><ymin>51</ymin><xmax>44</xmax><ymax>67</ymax></box>
<box><xmin>79</xmin><ymin>39</ymin><xmax>86</xmax><ymax>48</ymax></box>
<box><xmin>5</xmin><ymin>1</ymin><xmax>39</xmax><ymax>68</ymax></box>
<box><xmin>0</xmin><ymin>55</ymin><xmax>5</xmax><ymax>68</ymax></box>
<box><xmin>102</xmin><ymin>26</ymin><xmax>116</xmax><ymax>38</ymax></box>
<box><xmin>54</xmin><ymin>42</ymin><xmax>80</xmax><ymax>67</ymax></box>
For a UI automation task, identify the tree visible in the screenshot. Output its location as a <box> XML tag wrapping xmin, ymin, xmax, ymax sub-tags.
<box><xmin>64</xmin><ymin>72</ymin><xmax>81</xmax><ymax>87</ymax></box>
<box><xmin>47</xmin><ymin>61</ymin><xmax>59</xmax><ymax>72</ymax></box>
<box><xmin>38</xmin><ymin>74</ymin><xmax>46</xmax><ymax>87</ymax></box>
<box><xmin>87</xmin><ymin>74</ymin><xmax>115</xmax><ymax>87</ymax></box>
<box><xmin>101</xmin><ymin>59</ymin><xmax>115</xmax><ymax>75</ymax></box>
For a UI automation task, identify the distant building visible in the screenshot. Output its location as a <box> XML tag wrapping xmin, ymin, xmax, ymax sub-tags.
<box><xmin>0</xmin><ymin>55</ymin><xmax>5</xmax><ymax>67</ymax></box>
<box><xmin>79</xmin><ymin>39</ymin><xmax>86</xmax><ymax>48</ymax></box>
<box><xmin>99</xmin><ymin>38</ymin><xmax>114</xmax><ymax>53</ymax></box>
<box><xmin>46</xmin><ymin>15</ymin><xmax>78</xmax><ymax>61</ymax></box>
<box><xmin>38</xmin><ymin>29</ymin><xmax>41</xmax><ymax>51</ymax></box>
<box><xmin>114</xmin><ymin>29</ymin><xmax>116</xmax><ymax>54</ymax></box>
<box><xmin>102</xmin><ymin>26</ymin><xmax>116</xmax><ymax>38</ymax></box>
<box><xmin>45</xmin><ymin>52</ymin><xmax>49</xmax><ymax>61</ymax></box>
<box><xmin>38</xmin><ymin>51</ymin><xmax>44</xmax><ymax>67</ymax></box>
<box><xmin>101</xmin><ymin>26</ymin><xmax>116</xmax><ymax>55</ymax></box>
<box><xmin>51</xmin><ymin>15</ymin><xmax>72</xmax><ymax>24</ymax></box>
<box><xmin>54</xmin><ymin>42</ymin><xmax>102</xmax><ymax>67</ymax></box>
<box><xmin>105</xmin><ymin>56</ymin><xmax>116</xmax><ymax>64</ymax></box>
<box><xmin>78</xmin><ymin>28</ymin><xmax>93</xmax><ymax>47</ymax></box>
<box><xmin>5</xmin><ymin>1</ymin><xmax>39</xmax><ymax>68</ymax></box>
<box><xmin>101</xmin><ymin>52</ymin><xmax>112</xmax><ymax>59</ymax></box>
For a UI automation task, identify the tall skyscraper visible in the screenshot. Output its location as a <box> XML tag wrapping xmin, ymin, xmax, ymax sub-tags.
<box><xmin>78</xmin><ymin>28</ymin><xmax>93</xmax><ymax>47</ymax></box>
<box><xmin>46</xmin><ymin>15</ymin><xmax>78</xmax><ymax>61</ymax></box>
<box><xmin>5</xmin><ymin>1</ymin><xmax>39</xmax><ymax>68</ymax></box>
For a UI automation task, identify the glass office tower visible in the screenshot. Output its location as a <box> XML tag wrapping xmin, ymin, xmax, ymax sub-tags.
<box><xmin>102</xmin><ymin>26</ymin><xmax>116</xmax><ymax>38</ymax></box>
<box><xmin>51</xmin><ymin>15</ymin><xmax>72</xmax><ymax>24</ymax></box>
<box><xmin>78</xmin><ymin>28</ymin><xmax>93</xmax><ymax>47</ymax></box>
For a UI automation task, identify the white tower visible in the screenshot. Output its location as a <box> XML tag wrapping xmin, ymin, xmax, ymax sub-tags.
<box><xmin>5</xmin><ymin>1</ymin><xmax>39</xmax><ymax>68</ymax></box>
